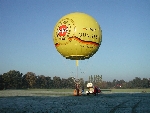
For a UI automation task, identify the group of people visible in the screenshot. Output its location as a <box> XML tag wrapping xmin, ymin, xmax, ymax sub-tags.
<box><xmin>75</xmin><ymin>82</ymin><xmax>101</xmax><ymax>96</ymax></box>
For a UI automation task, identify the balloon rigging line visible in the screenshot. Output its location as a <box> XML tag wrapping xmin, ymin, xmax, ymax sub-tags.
<box><xmin>61</xmin><ymin>57</ymin><xmax>73</xmax><ymax>78</ymax></box>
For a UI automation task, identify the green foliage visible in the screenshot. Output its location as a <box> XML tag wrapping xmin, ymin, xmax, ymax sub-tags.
<box><xmin>0</xmin><ymin>70</ymin><xmax>150</xmax><ymax>90</ymax></box>
<box><xmin>2</xmin><ymin>70</ymin><xmax>22</xmax><ymax>89</ymax></box>
<box><xmin>0</xmin><ymin>74</ymin><xmax>4</xmax><ymax>90</ymax></box>
<box><xmin>104</xmin><ymin>77</ymin><xmax>150</xmax><ymax>89</ymax></box>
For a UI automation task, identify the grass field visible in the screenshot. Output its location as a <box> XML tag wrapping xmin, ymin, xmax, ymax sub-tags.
<box><xmin>0</xmin><ymin>88</ymin><xmax>150</xmax><ymax>97</ymax></box>
<box><xmin>0</xmin><ymin>89</ymin><xmax>150</xmax><ymax>112</ymax></box>
<box><xmin>25</xmin><ymin>88</ymin><xmax>150</xmax><ymax>92</ymax></box>
<box><xmin>32</xmin><ymin>88</ymin><xmax>150</xmax><ymax>93</ymax></box>
<box><xmin>107</xmin><ymin>88</ymin><xmax>150</xmax><ymax>93</ymax></box>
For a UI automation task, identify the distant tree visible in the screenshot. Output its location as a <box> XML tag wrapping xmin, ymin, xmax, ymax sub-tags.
<box><xmin>67</xmin><ymin>77</ymin><xmax>75</xmax><ymax>88</ymax></box>
<box><xmin>1</xmin><ymin>73</ymin><xmax>8</xmax><ymax>89</ymax></box>
<box><xmin>80</xmin><ymin>78</ymin><xmax>84</xmax><ymax>88</ymax></box>
<box><xmin>0</xmin><ymin>74</ymin><xmax>4</xmax><ymax>90</ymax></box>
<box><xmin>22</xmin><ymin>74</ymin><xmax>29</xmax><ymax>88</ymax></box>
<box><xmin>148</xmin><ymin>79</ymin><xmax>150</xmax><ymax>88</ymax></box>
<box><xmin>132</xmin><ymin>77</ymin><xmax>142</xmax><ymax>88</ymax></box>
<box><xmin>45</xmin><ymin>76</ymin><xmax>53</xmax><ymax>88</ymax></box>
<box><xmin>126</xmin><ymin>81</ymin><xmax>134</xmax><ymax>88</ymax></box>
<box><xmin>24</xmin><ymin>72</ymin><xmax>37</xmax><ymax>88</ymax></box>
<box><xmin>53</xmin><ymin>76</ymin><xmax>61</xmax><ymax>88</ymax></box>
<box><xmin>36</xmin><ymin>75</ymin><xmax>47</xmax><ymax>88</ymax></box>
<box><xmin>121</xmin><ymin>82</ymin><xmax>127</xmax><ymax>89</ymax></box>
<box><xmin>142</xmin><ymin>78</ymin><xmax>149</xmax><ymax>88</ymax></box>
<box><xmin>112</xmin><ymin>79</ymin><xmax>116</xmax><ymax>88</ymax></box>
<box><xmin>2</xmin><ymin>70</ymin><xmax>22</xmax><ymax>89</ymax></box>
<box><xmin>106</xmin><ymin>81</ymin><xmax>112</xmax><ymax>88</ymax></box>
<box><xmin>61</xmin><ymin>78</ymin><xmax>68</xmax><ymax>88</ymax></box>
<box><xmin>120</xmin><ymin>80</ymin><xmax>125</xmax><ymax>85</ymax></box>
<box><xmin>99</xmin><ymin>81</ymin><xmax>108</xmax><ymax>89</ymax></box>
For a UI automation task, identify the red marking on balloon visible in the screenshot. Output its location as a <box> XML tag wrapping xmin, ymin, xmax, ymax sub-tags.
<box><xmin>58</xmin><ymin>25</ymin><xmax>68</xmax><ymax>36</ymax></box>
<box><xmin>55</xmin><ymin>36</ymin><xmax>99</xmax><ymax>47</ymax></box>
<box><xmin>55</xmin><ymin>43</ymin><xmax>60</xmax><ymax>47</ymax></box>
<box><xmin>68</xmin><ymin>37</ymin><xmax>99</xmax><ymax>46</ymax></box>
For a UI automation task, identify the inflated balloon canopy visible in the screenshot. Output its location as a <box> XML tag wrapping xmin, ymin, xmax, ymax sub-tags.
<box><xmin>53</xmin><ymin>12</ymin><xmax>102</xmax><ymax>60</ymax></box>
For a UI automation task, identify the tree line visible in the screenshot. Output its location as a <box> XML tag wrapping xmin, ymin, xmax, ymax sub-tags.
<box><xmin>0</xmin><ymin>70</ymin><xmax>150</xmax><ymax>90</ymax></box>
<box><xmin>0</xmin><ymin>70</ymin><xmax>84</xmax><ymax>90</ymax></box>
<box><xmin>98</xmin><ymin>77</ymin><xmax>150</xmax><ymax>89</ymax></box>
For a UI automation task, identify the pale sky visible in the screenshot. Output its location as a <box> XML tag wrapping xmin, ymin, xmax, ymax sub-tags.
<box><xmin>0</xmin><ymin>0</ymin><xmax>150</xmax><ymax>81</ymax></box>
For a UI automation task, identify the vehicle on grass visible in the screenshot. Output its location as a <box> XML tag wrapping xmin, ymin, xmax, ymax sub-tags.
<box><xmin>86</xmin><ymin>83</ymin><xmax>101</xmax><ymax>95</ymax></box>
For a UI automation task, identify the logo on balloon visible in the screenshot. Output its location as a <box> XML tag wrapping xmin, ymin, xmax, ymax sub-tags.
<box><xmin>58</xmin><ymin>25</ymin><xmax>68</xmax><ymax>37</ymax></box>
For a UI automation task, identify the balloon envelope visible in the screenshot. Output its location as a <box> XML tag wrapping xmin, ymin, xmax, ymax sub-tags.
<box><xmin>53</xmin><ymin>12</ymin><xmax>102</xmax><ymax>60</ymax></box>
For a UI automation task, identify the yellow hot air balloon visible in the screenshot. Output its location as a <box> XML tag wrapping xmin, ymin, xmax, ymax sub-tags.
<box><xmin>53</xmin><ymin>12</ymin><xmax>102</xmax><ymax>61</ymax></box>
<box><xmin>53</xmin><ymin>12</ymin><xmax>102</xmax><ymax>96</ymax></box>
